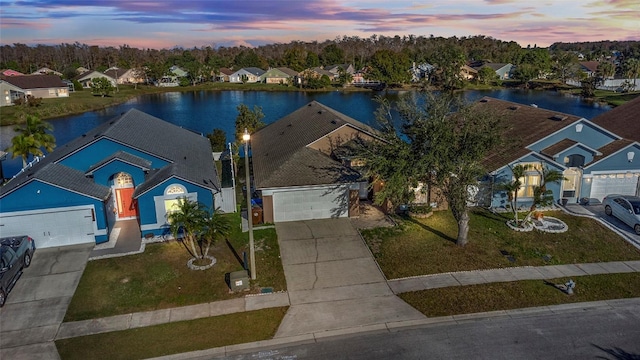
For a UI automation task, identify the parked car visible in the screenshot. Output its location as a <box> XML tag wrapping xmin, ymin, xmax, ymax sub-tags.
<box><xmin>602</xmin><ymin>195</ymin><xmax>640</xmax><ymax>235</ymax></box>
<box><xmin>0</xmin><ymin>235</ymin><xmax>36</xmax><ymax>307</ymax></box>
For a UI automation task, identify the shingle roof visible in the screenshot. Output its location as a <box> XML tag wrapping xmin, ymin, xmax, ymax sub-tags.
<box><xmin>252</xmin><ymin>101</ymin><xmax>373</xmax><ymax>189</ymax></box>
<box><xmin>591</xmin><ymin>95</ymin><xmax>640</xmax><ymax>143</ymax></box>
<box><xmin>85</xmin><ymin>150</ymin><xmax>152</xmax><ymax>175</ymax></box>
<box><xmin>104</xmin><ymin>68</ymin><xmax>130</xmax><ymax>79</ymax></box>
<box><xmin>36</xmin><ymin>163</ymin><xmax>111</xmax><ymax>199</ymax></box>
<box><xmin>588</xmin><ymin>139</ymin><xmax>635</xmax><ymax>166</ymax></box>
<box><xmin>540</xmin><ymin>138</ymin><xmax>578</xmax><ymax>158</ymax></box>
<box><xmin>1</xmin><ymin>74</ymin><xmax>66</xmax><ymax>89</ymax></box>
<box><xmin>277</xmin><ymin>67</ymin><xmax>299</xmax><ymax>77</ymax></box>
<box><xmin>1</xmin><ymin>109</ymin><xmax>219</xmax><ymax>199</ymax></box>
<box><xmin>243</xmin><ymin>67</ymin><xmax>265</xmax><ymax>76</ymax></box>
<box><xmin>476</xmin><ymin>97</ymin><xmax>583</xmax><ymax>172</ymax></box>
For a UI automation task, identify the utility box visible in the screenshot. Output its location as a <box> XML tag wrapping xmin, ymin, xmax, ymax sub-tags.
<box><xmin>229</xmin><ymin>270</ymin><xmax>250</xmax><ymax>291</ymax></box>
<box><xmin>251</xmin><ymin>206</ymin><xmax>263</xmax><ymax>225</ymax></box>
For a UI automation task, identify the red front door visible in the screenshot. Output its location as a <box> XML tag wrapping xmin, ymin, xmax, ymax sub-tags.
<box><xmin>115</xmin><ymin>187</ymin><xmax>137</xmax><ymax>218</ymax></box>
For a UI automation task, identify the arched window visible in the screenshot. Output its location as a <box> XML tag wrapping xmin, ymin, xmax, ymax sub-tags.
<box><xmin>164</xmin><ymin>184</ymin><xmax>187</xmax><ymax>216</ymax></box>
<box><xmin>165</xmin><ymin>184</ymin><xmax>186</xmax><ymax>195</ymax></box>
<box><xmin>114</xmin><ymin>172</ymin><xmax>133</xmax><ymax>186</ymax></box>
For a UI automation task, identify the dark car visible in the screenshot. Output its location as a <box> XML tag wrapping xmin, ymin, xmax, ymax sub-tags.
<box><xmin>0</xmin><ymin>235</ymin><xmax>36</xmax><ymax>307</ymax></box>
<box><xmin>602</xmin><ymin>195</ymin><xmax>640</xmax><ymax>235</ymax></box>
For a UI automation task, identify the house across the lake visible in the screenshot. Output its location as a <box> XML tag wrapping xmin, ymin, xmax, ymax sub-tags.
<box><xmin>0</xmin><ymin>109</ymin><xmax>222</xmax><ymax>248</ymax></box>
<box><xmin>0</xmin><ymin>74</ymin><xmax>69</xmax><ymax>105</ymax></box>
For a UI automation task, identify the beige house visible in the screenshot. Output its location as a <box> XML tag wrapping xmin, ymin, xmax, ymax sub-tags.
<box><xmin>75</xmin><ymin>71</ymin><xmax>116</xmax><ymax>88</ymax></box>
<box><xmin>104</xmin><ymin>67</ymin><xmax>146</xmax><ymax>84</ymax></box>
<box><xmin>0</xmin><ymin>75</ymin><xmax>68</xmax><ymax>105</ymax></box>
<box><xmin>252</xmin><ymin>101</ymin><xmax>379</xmax><ymax>223</ymax></box>
<box><xmin>0</xmin><ymin>80</ymin><xmax>25</xmax><ymax>106</ymax></box>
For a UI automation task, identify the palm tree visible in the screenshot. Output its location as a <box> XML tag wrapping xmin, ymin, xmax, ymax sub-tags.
<box><xmin>166</xmin><ymin>198</ymin><xmax>230</xmax><ymax>266</ymax></box>
<box><xmin>167</xmin><ymin>198</ymin><xmax>208</xmax><ymax>260</ymax></box>
<box><xmin>501</xmin><ymin>164</ymin><xmax>528</xmax><ymax>226</ymax></box>
<box><xmin>7</xmin><ymin>135</ymin><xmax>38</xmax><ymax>168</ymax></box>
<box><xmin>523</xmin><ymin>166</ymin><xmax>566</xmax><ymax>222</ymax></box>
<box><xmin>623</xmin><ymin>58</ymin><xmax>640</xmax><ymax>87</ymax></box>
<box><xmin>7</xmin><ymin>115</ymin><xmax>56</xmax><ymax>168</ymax></box>
<box><xmin>200</xmin><ymin>210</ymin><xmax>231</xmax><ymax>260</ymax></box>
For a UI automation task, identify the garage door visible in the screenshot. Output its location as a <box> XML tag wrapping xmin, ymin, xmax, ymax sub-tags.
<box><xmin>590</xmin><ymin>173</ymin><xmax>640</xmax><ymax>201</ymax></box>
<box><xmin>0</xmin><ymin>207</ymin><xmax>95</xmax><ymax>248</ymax></box>
<box><xmin>272</xmin><ymin>186</ymin><xmax>348</xmax><ymax>222</ymax></box>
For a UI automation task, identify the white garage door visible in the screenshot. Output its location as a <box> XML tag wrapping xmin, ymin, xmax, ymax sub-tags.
<box><xmin>272</xmin><ymin>186</ymin><xmax>348</xmax><ymax>222</ymax></box>
<box><xmin>590</xmin><ymin>173</ymin><xmax>640</xmax><ymax>201</ymax></box>
<box><xmin>0</xmin><ymin>207</ymin><xmax>96</xmax><ymax>248</ymax></box>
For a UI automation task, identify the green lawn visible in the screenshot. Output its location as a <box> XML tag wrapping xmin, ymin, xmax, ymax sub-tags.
<box><xmin>361</xmin><ymin>209</ymin><xmax>640</xmax><ymax>279</ymax></box>
<box><xmin>400</xmin><ymin>272</ymin><xmax>640</xmax><ymax>317</ymax></box>
<box><xmin>56</xmin><ymin>307</ymin><xmax>288</xmax><ymax>360</ymax></box>
<box><xmin>64</xmin><ymin>212</ymin><xmax>286</xmax><ymax>321</ymax></box>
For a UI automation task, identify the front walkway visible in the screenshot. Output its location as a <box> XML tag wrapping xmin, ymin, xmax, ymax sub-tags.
<box><xmin>90</xmin><ymin>219</ymin><xmax>142</xmax><ymax>259</ymax></box>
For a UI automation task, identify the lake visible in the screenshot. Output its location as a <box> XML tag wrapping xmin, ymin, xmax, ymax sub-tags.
<box><xmin>0</xmin><ymin>89</ymin><xmax>611</xmax><ymax>178</ymax></box>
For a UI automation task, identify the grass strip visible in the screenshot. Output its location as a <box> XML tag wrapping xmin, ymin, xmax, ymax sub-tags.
<box><xmin>399</xmin><ymin>272</ymin><xmax>640</xmax><ymax>317</ymax></box>
<box><xmin>56</xmin><ymin>307</ymin><xmax>288</xmax><ymax>360</ymax></box>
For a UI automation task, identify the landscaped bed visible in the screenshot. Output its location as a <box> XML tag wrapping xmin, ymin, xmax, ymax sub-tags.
<box><xmin>361</xmin><ymin>208</ymin><xmax>640</xmax><ymax>279</ymax></box>
<box><xmin>56</xmin><ymin>307</ymin><xmax>288</xmax><ymax>360</ymax></box>
<box><xmin>65</xmin><ymin>213</ymin><xmax>286</xmax><ymax>321</ymax></box>
<box><xmin>399</xmin><ymin>272</ymin><xmax>640</xmax><ymax>317</ymax></box>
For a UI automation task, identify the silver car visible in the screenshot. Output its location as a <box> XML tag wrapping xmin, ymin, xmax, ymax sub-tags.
<box><xmin>603</xmin><ymin>194</ymin><xmax>640</xmax><ymax>235</ymax></box>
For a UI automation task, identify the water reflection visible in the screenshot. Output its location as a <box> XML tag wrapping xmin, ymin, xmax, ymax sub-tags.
<box><xmin>0</xmin><ymin>89</ymin><xmax>611</xmax><ymax>178</ymax></box>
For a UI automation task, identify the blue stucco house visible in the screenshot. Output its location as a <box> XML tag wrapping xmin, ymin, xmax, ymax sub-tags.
<box><xmin>478</xmin><ymin>96</ymin><xmax>640</xmax><ymax>210</ymax></box>
<box><xmin>0</xmin><ymin>109</ymin><xmax>220</xmax><ymax>248</ymax></box>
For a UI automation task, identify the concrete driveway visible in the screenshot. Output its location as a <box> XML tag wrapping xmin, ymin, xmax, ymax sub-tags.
<box><xmin>585</xmin><ymin>204</ymin><xmax>640</xmax><ymax>248</ymax></box>
<box><xmin>274</xmin><ymin>219</ymin><xmax>425</xmax><ymax>338</ymax></box>
<box><xmin>0</xmin><ymin>243</ymin><xmax>93</xmax><ymax>360</ymax></box>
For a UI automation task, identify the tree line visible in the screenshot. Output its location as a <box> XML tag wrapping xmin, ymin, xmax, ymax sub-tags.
<box><xmin>2</xmin><ymin>36</ymin><xmax>639</xmax><ymax>88</ymax></box>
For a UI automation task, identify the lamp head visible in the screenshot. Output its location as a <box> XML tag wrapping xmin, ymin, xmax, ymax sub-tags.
<box><xmin>242</xmin><ymin>128</ymin><xmax>250</xmax><ymax>142</ymax></box>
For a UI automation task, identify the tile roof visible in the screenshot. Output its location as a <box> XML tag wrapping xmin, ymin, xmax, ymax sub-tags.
<box><xmin>1</xmin><ymin>74</ymin><xmax>66</xmax><ymax>89</ymax></box>
<box><xmin>251</xmin><ymin>101</ymin><xmax>373</xmax><ymax>189</ymax></box>
<box><xmin>476</xmin><ymin>97</ymin><xmax>583</xmax><ymax>172</ymax></box>
<box><xmin>590</xmin><ymin>95</ymin><xmax>640</xmax><ymax>143</ymax></box>
<box><xmin>1</xmin><ymin>109</ymin><xmax>219</xmax><ymax>199</ymax></box>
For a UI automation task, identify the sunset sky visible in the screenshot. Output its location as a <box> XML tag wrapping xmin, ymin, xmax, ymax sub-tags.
<box><xmin>1</xmin><ymin>0</ymin><xmax>638</xmax><ymax>49</ymax></box>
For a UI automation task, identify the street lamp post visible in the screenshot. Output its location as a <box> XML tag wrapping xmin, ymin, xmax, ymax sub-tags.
<box><xmin>243</xmin><ymin>128</ymin><xmax>256</xmax><ymax>280</ymax></box>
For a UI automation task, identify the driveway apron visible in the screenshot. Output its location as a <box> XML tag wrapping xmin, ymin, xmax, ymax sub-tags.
<box><xmin>274</xmin><ymin>219</ymin><xmax>425</xmax><ymax>337</ymax></box>
<box><xmin>0</xmin><ymin>243</ymin><xmax>93</xmax><ymax>360</ymax></box>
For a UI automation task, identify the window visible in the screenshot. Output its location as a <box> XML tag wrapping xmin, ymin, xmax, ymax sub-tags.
<box><xmin>515</xmin><ymin>163</ymin><xmax>542</xmax><ymax>198</ymax></box>
<box><xmin>517</xmin><ymin>174</ymin><xmax>540</xmax><ymax>198</ymax></box>
<box><xmin>114</xmin><ymin>172</ymin><xmax>133</xmax><ymax>186</ymax></box>
<box><xmin>165</xmin><ymin>184</ymin><xmax>186</xmax><ymax>195</ymax></box>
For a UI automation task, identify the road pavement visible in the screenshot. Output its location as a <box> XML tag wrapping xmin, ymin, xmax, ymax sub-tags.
<box><xmin>213</xmin><ymin>298</ymin><xmax>640</xmax><ymax>360</ymax></box>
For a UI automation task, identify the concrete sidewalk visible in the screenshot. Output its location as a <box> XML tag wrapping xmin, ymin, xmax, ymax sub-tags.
<box><xmin>56</xmin><ymin>293</ymin><xmax>290</xmax><ymax>340</ymax></box>
<box><xmin>388</xmin><ymin>260</ymin><xmax>640</xmax><ymax>294</ymax></box>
